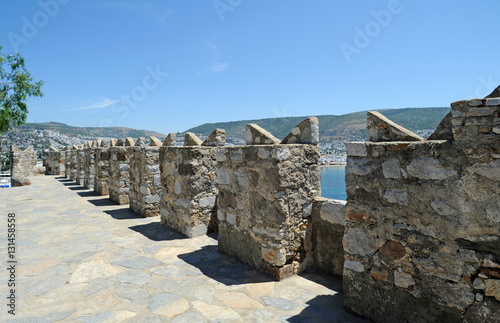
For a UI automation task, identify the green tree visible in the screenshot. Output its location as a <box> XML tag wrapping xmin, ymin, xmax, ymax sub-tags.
<box><xmin>0</xmin><ymin>46</ymin><xmax>43</xmax><ymax>132</ymax></box>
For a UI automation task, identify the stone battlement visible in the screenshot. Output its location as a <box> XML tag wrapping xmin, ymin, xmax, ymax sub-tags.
<box><xmin>37</xmin><ymin>89</ymin><xmax>500</xmax><ymax>322</ymax></box>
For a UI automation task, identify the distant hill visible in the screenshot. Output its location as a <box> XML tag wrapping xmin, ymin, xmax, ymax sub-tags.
<box><xmin>15</xmin><ymin>122</ymin><xmax>166</xmax><ymax>139</ymax></box>
<box><xmin>186</xmin><ymin>107</ymin><xmax>450</xmax><ymax>142</ymax></box>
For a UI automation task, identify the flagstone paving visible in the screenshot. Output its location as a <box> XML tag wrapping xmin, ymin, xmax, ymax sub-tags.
<box><xmin>0</xmin><ymin>176</ymin><xmax>367</xmax><ymax>322</ymax></box>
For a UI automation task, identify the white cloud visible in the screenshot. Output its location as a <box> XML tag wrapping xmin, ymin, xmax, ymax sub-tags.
<box><xmin>66</xmin><ymin>98</ymin><xmax>118</xmax><ymax>111</ymax></box>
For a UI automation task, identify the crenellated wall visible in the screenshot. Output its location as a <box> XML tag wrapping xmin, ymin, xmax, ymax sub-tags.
<box><xmin>159</xmin><ymin>131</ymin><xmax>222</xmax><ymax>238</ymax></box>
<box><xmin>43</xmin><ymin>89</ymin><xmax>500</xmax><ymax>322</ymax></box>
<box><xmin>343</xmin><ymin>97</ymin><xmax>500</xmax><ymax>322</ymax></box>
<box><xmin>128</xmin><ymin>137</ymin><xmax>162</xmax><ymax>217</ymax></box>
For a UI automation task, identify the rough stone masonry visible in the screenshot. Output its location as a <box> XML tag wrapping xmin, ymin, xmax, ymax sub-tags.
<box><xmin>343</xmin><ymin>93</ymin><xmax>500</xmax><ymax>322</ymax></box>
<box><xmin>216</xmin><ymin>118</ymin><xmax>321</xmax><ymax>280</ymax></box>
<box><xmin>108</xmin><ymin>137</ymin><xmax>134</xmax><ymax>205</ymax></box>
<box><xmin>160</xmin><ymin>131</ymin><xmax>223</xmax><ymax>238</ymax></box>
<box><xmin>128</xmin><ymin>137</ymin><xmax>162</xmax><ymax>217</ymax></box>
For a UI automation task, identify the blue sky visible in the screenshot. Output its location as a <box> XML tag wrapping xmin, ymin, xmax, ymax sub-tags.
<box><xmin>1</xmin><ymin>0</ymin><xmax>499</xmax><ymax>134</ymax></box>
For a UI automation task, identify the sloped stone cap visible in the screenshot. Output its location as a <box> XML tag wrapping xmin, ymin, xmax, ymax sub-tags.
<box><xmin>116</xmin><ymin>138</ymin><xmax>124</xmax><ymax>146</ymax></box>
<box><xmin>485</xmin><ymin>85</ymin><xmax>500</xmax><ymax>98</ymax></box>
<box><xmin>72</xmin><ymin>145</ymin><xmax>78</xmax><ymax>149</ymax></box>
<box><xmin>10</xmin><ymin>145</ymin><xmax>20</xmax><ymax>152</ymax></box>
<box><xmin>202</xmin><ymin>129</ymin><xmax>226</xmax><ymax>147</ymax></box>
<box><xmin>428</xmin><ymin>111</ymin><xmax>453</xmax><ymax>141</ymax></box>
<box><xmin>25</xmin><ymin>145</ymin><xmax>34</xmax><ymax>151</ymax></box>
<box><xmin>135</xmin><ymin>137</ymin><xmax>147</xmax><ymax>147</ymax></box>
<box><xmin>184</xmin><ymin>132</ymin><xmax>203</xmax><ymax>146</ymax></box>
<box><xmin>281</xmin><ymin>117</ymin><xmax>319</xmax><ymax>145</ymax></box>
<box><xmin>150</xmin><ymin>136</ymin><xmax>162</xmax><ymax>146</ymax></box>
<box><xmin>50</xmin><ymin>146</ymin><xmax>59</xmax><ymax>152</ymax></box>
<box><xmin>125</xmin><ymin>137</ymin><xmax>135</xmax><ymax>146</ymax></box>
<box><xmin>110</xmin><ymin>139</ymin><xmax>117</xmax><ymax>147</ymax></box>
<box><xmin>367</xmin><ymin>111</ymin><xmax>424</xmax><ymax>142</ymax></box>
<box><xmin>95</xmin><ymin>140</ymin><xmax>102</xmax><ymax>147</ymax></box>
<box><xmin>100</xmin><ymin>139</ymin><xmax>111</xmax><ymax>148</ymax></box>
<box><xmin>163</xmin><ymin>133</ymin><xmax>177</xmax><ymax>146</ymax></box>
<box><xmin>245</xmin><ymin>124</ymin><xmax>280</xmax><ymax>145</ymax></box>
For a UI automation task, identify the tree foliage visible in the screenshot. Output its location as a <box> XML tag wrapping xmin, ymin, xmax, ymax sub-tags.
<box><xmin>0</xmin><ymin>46</ymin><xmax>43</xmax><ymax>132</ymax></box>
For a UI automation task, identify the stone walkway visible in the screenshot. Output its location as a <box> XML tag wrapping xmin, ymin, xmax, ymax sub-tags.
<box><xmin>0</xmin><ymin>176</ymin><xmax>366</xmax><ymax>322</ymax></box>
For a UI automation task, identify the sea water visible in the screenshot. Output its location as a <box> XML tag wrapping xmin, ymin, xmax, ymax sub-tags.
<box><xmin>320</xmin><ymin>166</ymin><xmax>346</xmax><ymax>201</ymax></box>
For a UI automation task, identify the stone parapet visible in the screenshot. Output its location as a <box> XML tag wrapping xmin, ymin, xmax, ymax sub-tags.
<box><xmin>69</xmin><ymin>146</ymin><xmax>78</xmax><ymax>181</ymax></box>
<box><xmin>76</xmin><ymin>147</ymin><xmax>85</xmax><ymax>185</ymax></box>
<box><xmin>83</xmin><ymin>146</ymin><xmax>96</xmax><ymax>189</ymax></box>
<box><xmin>94</xmin><ymin>143</ymin><xmax>111</xmax><ymax>196</ymax></box>
<box><xmin>159</xmin><ymin>146</ymin><xmax>219</xmax><ymax>237</ymax></box>
<box><xmin>216</xmin><ymin>144</ymin><xmax>321</xmax><ymax>280</ymax></box>
<box><xmin>129</xmin><ymin>145</ymin><xmax>161</xmax><ymax>217</ymax></box>
<box><xmin>109</xmin><ymin>145</ymin><xmax>131</xmax><ymax>205</ymax></box>
<box><xmin>10</xmin><ymin>145</ymin><xmax>37</xmax><ymax>178</ymax></box>
<box><xmin>343</xmin><ymin>99</ymin><xmax>500</xmax><ymax>322</ymax></box>
<box><xmin>43</xmin><ymin>147</ymin><xmax>65</xmax><ymax>175</ymax></box>
<box><xmin>64</xmin><ymin>148</ymin><xmax>71</xmax><ymax>178</ymax></box>
<box><xmin>311</xmin><ymin>197</ymin><xmax>345</xmax><ymax>276</ymax></box>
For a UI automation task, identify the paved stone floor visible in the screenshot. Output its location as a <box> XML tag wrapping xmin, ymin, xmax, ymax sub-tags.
<box><xmin>0</xmin><ymin>176</ymin><xmax>367</xmax><ymax>322</ymax></box>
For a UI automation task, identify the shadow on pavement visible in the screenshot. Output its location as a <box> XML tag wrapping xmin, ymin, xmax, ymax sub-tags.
<box><xmin>77</xmin><ymin>191</ymin><xmax>100</xmax><ymax>198</ymax></box>
<box><xmin>104</xmin><ymin>208</ymin><xmax>142</xmax><ymax>220</ymax></box>
<box><xmin>177</xmin><ymin>244</ymin><xmax>274</xmax><ymax>286</ymax></box>
<box><xmin>87</xmin><ymin>198</ymin><xmax>118</xmax><ymax>207</ymax></box>
<box><xmin>129</xmin><ymin>221</ymin><xmax>188</xmax><ymax>242</ymax></box>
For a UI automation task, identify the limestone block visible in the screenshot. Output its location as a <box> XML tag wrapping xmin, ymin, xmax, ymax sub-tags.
<box><xmin>367</xmin><ymin>111</ymin><xmax>424</xmax><ymax>142</ymax></box>
<box><xmin>116</xmin><ymin>138</ymin><xmax>125</xmax><ymax>146</ymax></box>
<box><xmin>184</xmin><ymin>132</ymin><xmax>203</xmax><ymax>146</ymax></box>
<box><xmin>125</xmin><ymin>137</ymin><xmax>135</xmax><ymax>146</ymax></box>
<box><xmin>202</xmin><ymin>129</ymin><xmax>226</xmax><ymax>147</ymax></box>
<box><xmin>163</xmin><ymin>133</ymin><xmax>177</xmax><ymax>146</ymax></box>
<box><xmin>281</xmin><ymin>117</ymin><xmax>319</xmax><ymax>145</ymax></box>
<box><xmin>135</xmin><ymin>137</ymin><xmax>147</xmax><ymax>147</ymax></box>
<box><xmin>150</xmin><ymin>136</ymin><xmax>162</xmax><ymax>146</ymax></box>
<box><xmin>245</xmin><ymin>124</ymin><xmax>280</xmax><ymax>145</ymax></box>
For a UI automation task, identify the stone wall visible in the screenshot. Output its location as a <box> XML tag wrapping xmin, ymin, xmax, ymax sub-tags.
<box><xmin>109</xmin><ymin>138</ymin><xmax>133</xmax><ymax>204</ymax></box>
<box><xmin>43</xmin><ymin>147</ymin><xmax>65</xmax><ymax>175</ymax></box>
<box><xmin>64</xmin><ymin>148</ymin><xmax>71</xmax><ymax>178</ymax></box>
<box><xmin>311</xmin><ymin>198</ymin><xmax>346</xmax><ymax>277</ymax></box>
<box><xmin>83</xmin><ymin>144</ymin><xmax>96</xmax><ymax>189</ymax></box>
<box><xmin>94</xmin><ymin>141</ymin><xmax>112</xmax><ymax>196</ymax></box>
<box><xmin>159</xmin><ymin>132</ymin><xmax>222</xmax><ymax>238</ymax></box>
<box><xmin>69</xmin><ymin>146</ymin><xmax>78</xmax><ymax>182</ymax></box>
<box><xmin>129</xmin><ymin>138</ymin><xmax>161</xmax><ymax>217</ymax></box>
<box><xmin>76</xmin><ymin>147</ymin><xmax>85</xmax><ymax>185</ymax></box>
<box><xmin>217</xmin><ymin>118</ymin><xmax>321</xmax><ymax>280</ymax></box>
<box><xmin>343</xmin><ymin>98</ymin><xmax>500</xmax><ymax>321</ymax></box>
<box><xmin>10</xmin><ymin>145</ymin><xmax>37</xmax><ymax>178</ymax></box>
